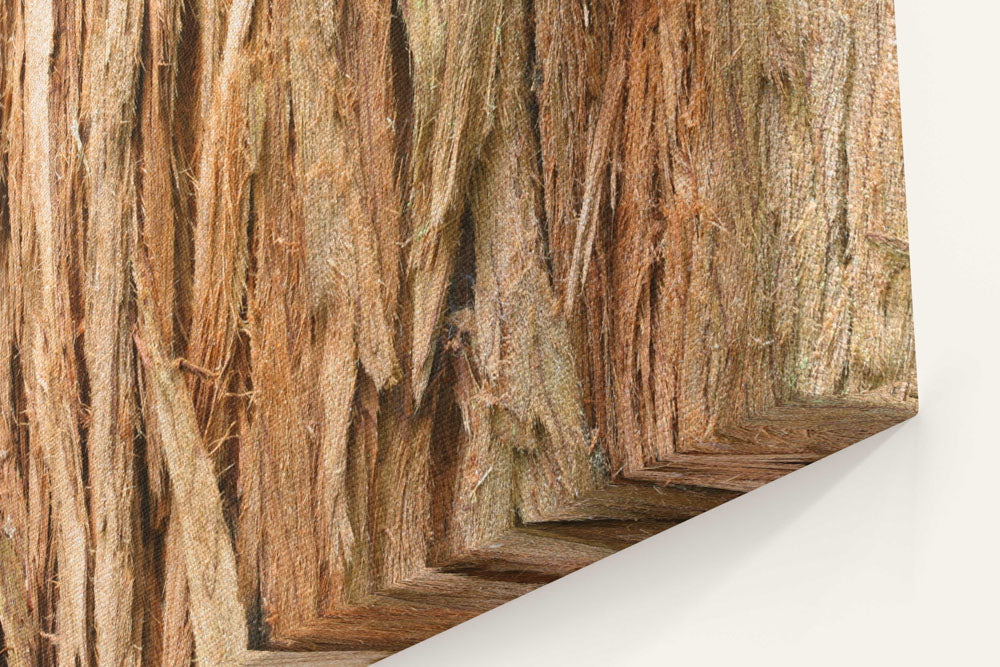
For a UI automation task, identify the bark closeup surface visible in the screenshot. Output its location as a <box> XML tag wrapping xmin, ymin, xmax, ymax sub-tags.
<box><xmin>0</xmin><ymin>0</ymin><xmax>915</xmax><ymax>665</ymax></box>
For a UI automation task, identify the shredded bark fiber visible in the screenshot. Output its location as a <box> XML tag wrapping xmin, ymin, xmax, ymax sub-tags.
<box><xmin>0</xmin><ymin>0</ymin><xmax>915</xmax><ymax>664</ymax></box>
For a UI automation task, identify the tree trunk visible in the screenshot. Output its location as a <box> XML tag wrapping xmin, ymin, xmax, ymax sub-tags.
<box><xmin>0</xmin><ymin>0</ymin><xmax>915</xmax><ymax>664</ymax></box>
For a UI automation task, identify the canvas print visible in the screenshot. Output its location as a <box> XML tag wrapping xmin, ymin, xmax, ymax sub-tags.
<box><xmin>0</xmin><ymin>0</ymin><xmax>916</xmax><ymax>664</ymax></box>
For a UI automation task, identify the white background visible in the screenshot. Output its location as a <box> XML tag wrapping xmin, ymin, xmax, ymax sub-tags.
<box><xmin>386</xmin><ymin>2</ymin><xmax>1000</xmax><ymax>665</ymax></box>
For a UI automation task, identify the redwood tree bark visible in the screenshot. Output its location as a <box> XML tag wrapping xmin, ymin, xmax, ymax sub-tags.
<box><xmin>0</xmin><ymin>1</ymin><xmax>915</xmax><ymax>664</ymax></box>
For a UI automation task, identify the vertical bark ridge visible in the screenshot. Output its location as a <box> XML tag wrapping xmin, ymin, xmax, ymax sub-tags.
<box><xmin>247</xmin><ymin>9</ymin><xmax>321</xmax><ymax>626</ymax></box>
<box><xmin>185</xmin><ymin>0</ymin><xmax>256</xmax><ymax>486</ymax></box>
<box><xmin>352</xmin><ymin>0</ymin><xmax>406</xmax><ymax>389</ymax></box>
<box><xmin>159</xmin><ymin>510</ymin><xmax>194</xmax><ymax>667</ymax></box>
<box><xmin>436</xmin><ymin>328</ymin><xmax>516</xmax><ymax>556</ymax></box>
<box><xmin>0</xmin><ymin>198</ymin><xmax>33</xmax><ymax>663</ymax></box>
<box><xmin>370</xmin><ymin>386</ymin><xmax>435</xmax><ymax>588</ymax></box>
<box><xmin>402</xmin><ymin>0</ymin><xmax>504</xmax><ymax>405</ymax></box>
<box><xmin>135</xmin><ymin>0</ymin><xmax>191</xmax><ymax>659</ymax></box>
<box><xmin>19</xmin><ymin>1</ymin><xmax>92</xmax><ymax>663</ymax></box>
<box><xmin>533</xmin><ymin>0</ymin><xmax>619</xmax><ymax>452</ymax></box>
<box><xmin>341</xmin><ymin>376</ymin><xmax>380</xmax><ymax>603</ymax></box>
<box><xmin>134</xmin><ymin>247</ymin><xmax>248</xmax><ymax>666</ymax></box>
<box><xmin>284</xmin><ymin>0</ymin><xmax>364</xmax><ymax>616</ymax></box>
<box><xmin>0</xmin><ymin>3</ymin><xmax>35</xmax><ymax>660</ymax></box>
<box><xmin>468</xmin><ymin>0</ymin><xmax>597</xmax><ymax>521</ymax></box>
<box><xmin>80</xmin><ymin>0</ymin><xmax>145</xmax><ymax>662</ymax></box>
